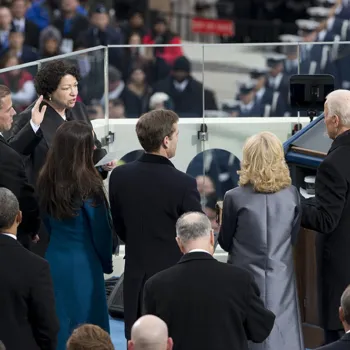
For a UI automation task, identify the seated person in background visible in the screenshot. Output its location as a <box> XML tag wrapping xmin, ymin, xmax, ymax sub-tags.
<box><xmin>149</xmin><ymin>92</ymin><xmax>173</xmax><ymax>110</ymax></box>
<box><xmin>316</xmin><ymin>285</ymin><xmax>350</xmax><ymax>350</ymax></box>
<box><xmin>109</xmin><ymin>98</ymin><xmax>125</xmax><ymax>118</ymax></box>
<box><xmin>143</xmin><ymin>15</ymin><xmax>183</xmax><ymax>66</ymax></box>
<box><xmin>219</xmin><ymin>131</ymin><xmax>303</xmax><ymax>350</ymax></box>
<box><xmin>128</xmin><ymin>315</ymin><xmax>173</xmax><ymax>350</ymax></box>
<box><xmin>67</xmin><ymin>324</ymin><xmax>114</xmax><ymax>350</ymax></box>
<box><xmin>143</xmin><ymin>212</ymin><xmax>275</xmax><ymax>350</ymax></box>
<box><xmin>0</xmin><ymin>187</ymin><xmax>58</xmax><ymax>350</ymax></box>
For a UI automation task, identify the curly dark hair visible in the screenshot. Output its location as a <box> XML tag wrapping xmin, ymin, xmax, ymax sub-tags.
<box><xmin>34</xmin><ymin>60</ymin><xmax>81</xmax><ymax>99</ymax></box>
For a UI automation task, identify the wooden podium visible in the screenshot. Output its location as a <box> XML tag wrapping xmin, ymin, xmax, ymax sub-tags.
<box><xmin>216</xmin><ymin>202</ymin><xmax>325</xmax><ymax>348</ymax></box>
<box><xmin>294</xmin><ymin>227</ymin><xmax>325</xmax><ymax>348</ymax></box>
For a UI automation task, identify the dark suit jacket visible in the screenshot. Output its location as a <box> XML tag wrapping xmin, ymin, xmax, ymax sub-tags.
<box><xmin>316</xmin><ymin>332</ymin><xmax>350</xmax><ymax>350</ymax></box>
<box><xmin>7</xmin><ymin>101</ymin><xmax>107</xmax><ymax>186</ymax></box>
<box><xmin>52</xmin><ymin>14</ymin><xmax>89</xmax><ymax>43</ymax></box>
<box><xmin>143</xmin><ymin>252</ymin><xmax>276</xmax><ymax>350</ymax></box>
<box><xmin>302</xmin><ymin>130</ymin><xmax>350</xmax><ymax>330</ymax></box>
<box><xmin>24</xmin><ymin>19</ymin><xmax>40</xmax><ymax>48</ymax></box>
<box><xmin>0</xmin><ymin>234</ymin><xmax>59</xmax><ymax>350</ymax></box>
<box><xmin>0</xmin><ymin>135</ymin><xmax>40</xmax><ymax>248</ymax></box>
<box><xmin>109</xmin><ymin>153</ymin><xmax>202</xmax><ymax>338</ymax></box>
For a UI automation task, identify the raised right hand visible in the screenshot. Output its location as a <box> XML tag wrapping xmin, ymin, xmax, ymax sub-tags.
<box><xmin>31</xmin><ymin>95</ymin><xmax>47</xmax><ymax>126</ymax></box>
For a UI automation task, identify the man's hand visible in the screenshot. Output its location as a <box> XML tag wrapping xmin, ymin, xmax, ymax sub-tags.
<box><xmin>31</xmin><ymin>95</ymin><xmax>47</xmax><ymax>126</ymax></box>
<box><xmin>102</xmin><ymin>161</ymin><xmax>116</xmax><ymax>172</ymax></box>
<box><xmin>32</xmin><ymin>235</ymin><xmax>40</xmax><ymax>243</ymax></box>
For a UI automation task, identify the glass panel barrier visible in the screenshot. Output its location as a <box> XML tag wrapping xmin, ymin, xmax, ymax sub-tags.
<box><xmin>198</xmin><ymin>43</ymin><xmax>302</xmax><ymax>234</ymax></box>
<box><xmin>106</xmin><ymin>43</ymin><xmax>208</xmax><ymax>206</ymax></box>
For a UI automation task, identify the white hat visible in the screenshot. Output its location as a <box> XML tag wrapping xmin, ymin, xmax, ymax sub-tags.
<box><xmin>307</xmin><ymin>6</ymin><xmax>332</xmax><ymax>19</ymax></box>
<box><xmin>279</xmin><ymin>34</ymin><xmax>302</xmax><ymax>42</ymax></box>
<box><xmin>295</xmin><ymin>19</ymin><xmax>320</xmax><ymax>31</ymax></box>
<box><xmin>316</xmin><ymin>0</ymin><xmax>337</xmax><ymax>5</ymax></box>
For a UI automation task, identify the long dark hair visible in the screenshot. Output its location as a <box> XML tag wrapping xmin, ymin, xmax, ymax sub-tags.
<box><xmin>37</xmin><ymin>121</ymin><xmax>104</xmax><ymax>220</ymax></box>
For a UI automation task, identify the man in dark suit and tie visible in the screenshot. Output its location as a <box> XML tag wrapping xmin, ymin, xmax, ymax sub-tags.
<box><xmin>0</xmin><ymin>84</ymin><xmax>40</xmax><ymax>248</ymax></box>
<box><xmin>316</xmin><ymin>285</ymin><xmax>350</xmax><ymax>350</ymax></box>
<box><xmin>109</xmin><ymin>109</ymin><xmax>203</xmax><ymax>340</ymax></box>
<box><xmin>0</xmin><ymin>188</ymin><xmax>59</xmax><ymax>350</ymax></box>
<box><xmin>143</xmin><ymin>212</ymin><xmax>275</xmax><ymax>350</ymax></box>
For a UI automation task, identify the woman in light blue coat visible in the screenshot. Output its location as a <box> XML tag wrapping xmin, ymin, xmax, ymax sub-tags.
<box><xmin>219</xmin><ymin>131</ymin><xmax>304</xmax><ymax>350</ymax></box>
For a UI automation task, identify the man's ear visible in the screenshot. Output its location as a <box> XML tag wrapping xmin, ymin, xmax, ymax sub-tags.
<box><xmin>127</xmin><ymin>340</ymin><xmax>134</xmax><ymax>350</ymax></box>
<box><xmin>210</xmin><ymin>230</ymin><xmax>214</xmax><ymax>247</ymax></box>
<box><xmin>175</xmin><ymin>237</ymin><xmax>184</xmax><ymax>254</ymax></box>
<box><xmin>16</xmin><ymin>211</ymin><xmax>22</xmax><ymax>226</ymax></box>
<box><xmin>340</xmin><ymin>306</ymin><xmax>345</xmax><ymax>323</ymax></box>
<box><xmin>167</xmin><ymin>337</ymin><xmax>174</xmax><ymax>350</ymax></box>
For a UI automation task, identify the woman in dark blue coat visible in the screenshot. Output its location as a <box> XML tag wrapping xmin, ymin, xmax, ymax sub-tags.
<box><xmin>37</xmin><ymin>120</ymin><xmax>114</xmax><ymax>350</ymax></box>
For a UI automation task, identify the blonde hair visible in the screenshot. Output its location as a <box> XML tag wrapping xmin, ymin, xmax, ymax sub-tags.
<box><xmin>238</xmin><ymin>131</ymin><xmax>291</xmax><ymax>193</ymax></box>
<box><xmin>66</xmin><ymin>324</ymin><xmax>114</xmax><ymax>350</ymax></box>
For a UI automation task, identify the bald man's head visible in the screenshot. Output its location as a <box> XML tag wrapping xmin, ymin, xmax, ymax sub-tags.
<box><xmin>128</xmin><ymin>315</ymin><xmax>173</xmax><ymax>350</ymax></box>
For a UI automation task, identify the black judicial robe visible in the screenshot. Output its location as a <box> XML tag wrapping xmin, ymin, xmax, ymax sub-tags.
<box><xmin>7</xmin><ymin>101</ymin><xmax>107</xmax><ymax>186</ymax></box>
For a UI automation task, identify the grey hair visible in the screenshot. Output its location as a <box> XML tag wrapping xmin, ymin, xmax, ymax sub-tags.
<box><xmin>0</xmin><ymin>340</ymin><xmax>5</xmax><ymax>350</ymax></box>
<box><xmin>0</xmin><ymin>188</ymin><xmax>19</xmax><ymax>232</ymax></box>
<box><xmin>176</xmin><ymin>212</ymin><xmax>212</xmax><ymax>243</ymax></box>
<box><xmin>326</xmin><ymin>90</ymin><xmax>350</xmax><ymax>127</ymax></box>
<box><xmin>341</xmin><ymin>285</ymin><xmax>350</xmax><ymax>324</ymax></box>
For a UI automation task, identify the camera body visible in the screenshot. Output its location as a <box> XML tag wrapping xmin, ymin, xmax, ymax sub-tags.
<box><xmin>289</xmin><ymin>74</ymin><xmax>335</xmax><ymax>121</ymax></box>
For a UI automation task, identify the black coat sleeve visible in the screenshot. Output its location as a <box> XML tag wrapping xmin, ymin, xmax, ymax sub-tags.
<box><xmin>8</xmin><ymin>113</ymin><xmax>43</xmax><ymax>156</ymax></box>
<box><xmin>218</xmin><ymin>191</ymin><xmax>237</xmax><ymax>252</ymax></box>
<box><xmin>181</xmin><ymin>177</ymin><xmax>203</xmax><ymax>214</ymax></box>
<box><xmin>142</xmin><ymin>278</ymin><xmax>156</xmax><ymax>315</ymax></box>
<box><xmin>301</xmin><ymin>157</ymin><xmax>348</xmax><ymax>234</ymax></box>
<box><xmin>0</xmin><ymin>155</ymin><xmax>40</xmax><ymax>239</ymax></box>
<box><xmin>28</xmin><ymin>262</ymin><xmax>59</xmax><ymax>350</ymax></box>
<box><xmin>244</xmin><ymin>274</ymin><xmax>275</xmax><ymax>343</ymax></box>
<box><xmin>109</xmin><ymin>171</ymin><xmax>127</xmax><ymax>243</ymax></box>
<box><xmin>80</xmin><ymin>102</ymin><xmax>109</xmax><ymax>180</ymax></box>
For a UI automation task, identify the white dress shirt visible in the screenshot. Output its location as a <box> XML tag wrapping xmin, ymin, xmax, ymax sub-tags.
<box><xmin>188</xmin><ymin>249</ymin><xmax>210</xmax><ymax>254</ymax></box>
<box><xmin>2</xmin><ymin>233</ymin><xmax>17</xmax><ymax>240</ymax></box>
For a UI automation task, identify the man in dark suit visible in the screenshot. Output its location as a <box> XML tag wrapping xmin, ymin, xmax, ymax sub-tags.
<box><xmin>316</xmin><ymin>285</ymin><xmax>350</xmax><ymax>350</ymax></box>
<box><xmin>11</xmin><ymin>0</ymin><xmax>40</xmax><ymax>48</ymax></box>
<box><xmin>143</xmin><ymin>212</ymin><xmax>275</xmax><ymax>350</ymax></box>
<box><xmin>0</xmin><ymin>187</ymin><xmax>58</xmax><ymax>350</ymax></box>
<box><xmin>0</xmin><ymin>85</ymin><xmax>40</xmax><ymax>249</ymax></box>
<box><xmin>302</xmin><ymin>89</ymin><xmax>350</xmax><ymax>344</ymax></box>
<box><xmin>109</xmin><ymin>109</ymin><xmax>203</xmax><ymax>340</ymax></box>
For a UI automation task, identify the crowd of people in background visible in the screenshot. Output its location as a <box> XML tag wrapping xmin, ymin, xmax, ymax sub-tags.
<box><xmin>0</xmin><ymin>0</ymin><xmax>350</xmax><ymax>120</ymax></box>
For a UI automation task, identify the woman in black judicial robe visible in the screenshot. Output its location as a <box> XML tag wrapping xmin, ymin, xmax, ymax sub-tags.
<box><xmin>7</xmin><ymin>60</ymin><xmax>114</xmax><ymax>255</ymax></box>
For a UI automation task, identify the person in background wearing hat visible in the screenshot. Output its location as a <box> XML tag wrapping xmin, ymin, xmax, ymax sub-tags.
<box><xmin>153</xmin><ymin>55</ymin><xmax>218</xmax><ymax>118</ymax></box>
<box><xmin>52</xmin><ymin>0</ymin><xmax>90</xmax><ymax>54</ymax></box>
<box><xmin>250</xmin><ymin>68</ymin><xmax>273</xmax><ymax>106</ymax></box>
<box><xmin>236</xmin><ymin>81</ymin><xmax>262</xmax><ymax>117</ymax></box>
<box><xmin>278</xmin><ymin>35</ymin><xmax>300</xmax><ymax>76</ymax></box>
<box><xmin>38</xmin><ymin>25</ymin><xmax>62</xmax><ymax>58</ymax></box>
<box><xmin>265</xmin><ymin>54</ymin><xmax>289</xmax><ymax>104</ymax></box>
<box><xmin>143</xmin><ymin>15</ymin><xmax>183</xmax><ymax>66</ymax></box>
<box><xmin>77</xmin><ymin>4</ymin><xmax>123</xmax><ymax>70</ymax></box>
<box><xmin>249</xmin><ymin>68</ymin><xmax>288</xmax><ymax>117</ymax></box>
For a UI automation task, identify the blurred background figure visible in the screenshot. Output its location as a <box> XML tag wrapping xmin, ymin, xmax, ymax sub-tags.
<box><xmin>67</xmin><ymin>324</ymin><xmax>115</xmax><ymax>350</ymax></box>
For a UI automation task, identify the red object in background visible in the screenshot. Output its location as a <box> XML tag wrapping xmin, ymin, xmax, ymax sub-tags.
<box><xmin>191</xmin><ymin>18</ymin><xmax>235</xmax><ymax>36</ymax></box>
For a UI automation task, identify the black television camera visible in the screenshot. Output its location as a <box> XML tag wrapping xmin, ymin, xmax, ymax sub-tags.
<box><xmin>289</xmin><ymin>74</ymin><xmax>335</xmax><ymax>122</ymax></box>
